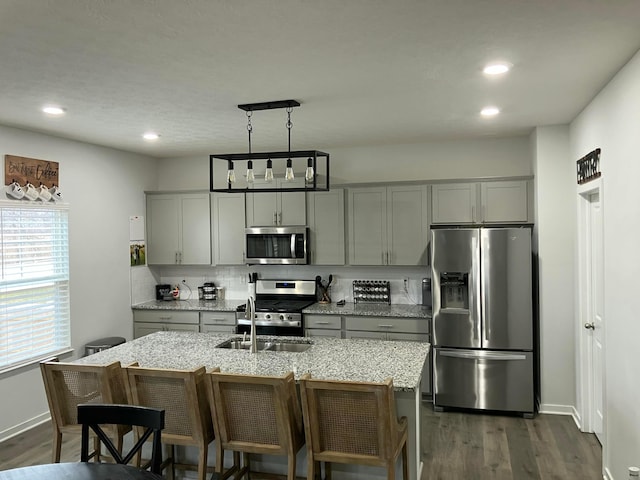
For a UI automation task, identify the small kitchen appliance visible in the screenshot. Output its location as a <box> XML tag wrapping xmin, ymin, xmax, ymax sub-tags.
<box><xmin>236</xmin><ymin>279</ymin><xmax>316</xmax><ymax>336</ymax></box>
<box><xmin>202</xmin><ymin>282</ymin><xmax>216</xmax><ymax>301</ymax></box>
<box><xmin>244</xmin><ymin>226</ymin><xmax>309</xmax><ymax>265</ymax></box>
<box><xmin>155</xmin><ymin>284</ymin><xmax>172</xmax><ymax>301</ymax></box>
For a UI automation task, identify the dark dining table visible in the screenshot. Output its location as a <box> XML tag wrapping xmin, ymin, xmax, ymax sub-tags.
<box><xmin>0</xmin><ymin>462</ymin><xmax>164</xmax><ymax>480</ymax></box>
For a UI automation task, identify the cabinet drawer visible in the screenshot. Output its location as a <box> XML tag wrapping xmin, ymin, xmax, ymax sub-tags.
<box><xmin>200</xmin><ymin>311</ymin><xmax>236</xmax><ymax>325</ymax></box>
<box><xmin>305</xmin><ymin>315</ymin><xmax>341</xmax><ymax>330</ymax></box>
<box><xmin>133</xmin><ymin>310</ymin><xmax>199</xmax><ymax>324</ymax></box>
<box><xmin>345</xmin><ymin>316</ymin><xmax>428</xmax><ymax>334</ymax></box>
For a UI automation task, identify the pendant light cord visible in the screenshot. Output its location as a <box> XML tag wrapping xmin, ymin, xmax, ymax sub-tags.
<box><xmin>246</xmin><ymin>111</ymin><xmax>253</xmax><ymax>155</ymax></box>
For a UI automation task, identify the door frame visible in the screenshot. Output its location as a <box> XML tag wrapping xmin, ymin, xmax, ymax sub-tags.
<box><xmin>576</xmin><ymin>177</ymin><xmax>604</xmax><ymax>437</ymax></box>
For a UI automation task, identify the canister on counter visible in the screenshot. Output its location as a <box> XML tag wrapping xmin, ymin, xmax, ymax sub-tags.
<box><xmin>422</xmin><ymin>278</ymin><xmax>432</xmax><ymax>308</ymax></box>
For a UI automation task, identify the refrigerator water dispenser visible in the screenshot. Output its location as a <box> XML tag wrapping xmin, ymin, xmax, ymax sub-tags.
<box><xmin>439</xmin><ymin>272</ymin><xmax>469</xmax><ymax>310</ymax></box>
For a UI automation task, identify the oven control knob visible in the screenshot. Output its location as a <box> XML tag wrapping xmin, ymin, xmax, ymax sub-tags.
<box><xmin>265</xmin><ymin>314</ymin><xmax>271</xmax><ymax>320</ymax></box>
<box><xmin>279</xmin><ymin>314</ymin><xmax>285</xmax><ymax>320</ymax></box>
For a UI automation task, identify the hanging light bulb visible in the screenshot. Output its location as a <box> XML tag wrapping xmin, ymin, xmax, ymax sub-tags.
<box><xmin>285</xmin><ymin>158</ymin><xmax>295</xmax><ymax>182</ymax></box>
<box><xmin>226</xmin><ymin>160</ymin><xmax>236</xmax><ymax>184</ymax></box>
<box><xmin>265</xmin><ymin>159</ymin><xmax>274</xmax><ymax>183</ymax></box>
<box><xmin>246</xmin><ymin>160</ymin><xmax>255</xmax><ymax>184</ymax></box>
<box><xmin>305</xmin><ymin>157</ymin><xmax>314</xmax><ymax>182</ymax></box>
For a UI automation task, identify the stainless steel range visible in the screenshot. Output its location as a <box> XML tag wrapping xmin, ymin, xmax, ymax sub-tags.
<box><xmin>236</xmin><ymin>279</ymin><xmax>316</xmax><ymax>336</ymax></box>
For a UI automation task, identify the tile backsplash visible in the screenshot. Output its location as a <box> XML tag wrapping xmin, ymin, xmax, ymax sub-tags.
<box><xmin>140</xmin><ymin>264</ymin><xmax>430</xmax><ymax>306</ymax></box>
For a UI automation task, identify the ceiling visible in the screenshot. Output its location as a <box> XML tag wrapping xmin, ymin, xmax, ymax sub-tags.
<box><xmin>1</xmin><ymin>0</ymin><xmax>640</xmax><ymax>159</ymax></box>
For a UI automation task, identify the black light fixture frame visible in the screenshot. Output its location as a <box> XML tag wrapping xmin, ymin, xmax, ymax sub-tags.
<box><xmin>210</xmin><ymin>100</ymin><xmax>330</xmax><ymax>193</ymax></box>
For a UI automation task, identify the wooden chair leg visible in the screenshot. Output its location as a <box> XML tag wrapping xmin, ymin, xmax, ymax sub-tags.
<box><xmin>244</xmin><ymin>452</ymin><xmax>251</xmax><ymax>480</ymax></box>
<box><xmin>197</xmin><ymin>444</ymin><xmax>208</xmax><ymax>480</ymax></box>
<box><xmin>325</xmin><ymin>462</ymin><xmax>332</xmax><ymax>480</ymax></box>
<box><xmin>401</xmin><ymin>442</ymin><xmax>408</xmax><ymax>480</ymax></box>
<box><xmin>287</xmin><ymin>451</ymin><xmax>296</xmax><ymax>480</ymax></box>
<box><xmin>387</xmin><ymin>460</ymin><xmax>395</xmax><ymax>480</ymax></box>
<box><xmin>169</xmin><ymin>444</ymin><xmax>176</xmax><ymax>480</ymax></box>
<box><xmin>306</xmin><ymin>453</ymin><xmax>315</xmax><ymax>480</ymax></box>
<box><xmin>52</xmin><ymin>431</ymin><xmax>62</xmax><ymax>463</ymax></box>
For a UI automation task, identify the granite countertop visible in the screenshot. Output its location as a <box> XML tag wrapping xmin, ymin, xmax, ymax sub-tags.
<box><xmin>77</xmin><ymin>331</ymin><xmax>430</xmax><ymax>392</ymax></box>
<box><xmin>132</xmin><ymin>299</ymin><xmax>241</xmax><ymax>312</ymax></box>
<box><xmin>133</xmin><ymin>300</ymin><xmax>431</xmax><ymax>319</ymax></box>
<box><xmin>303</xmin><ymin>302</ymin><xmax>432</xmax><ymax>318</ymax></box>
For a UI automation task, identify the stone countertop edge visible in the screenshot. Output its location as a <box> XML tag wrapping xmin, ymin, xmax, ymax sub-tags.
<box><xmin>132</xmin><ymin>300</ymin><xmax>432</xmax><ymax>318</ymax></box>
<box><xmin>132</xmin><ymin>299</ymin><xmax>241</xmax><ymax>312</ymax></box>
<box><xmin>77</xmin><ymin>331</ymin><xmax>430</xmax><ymax>392</ymax></box>
<box><xmin>303</xmin><ymin>302</ymin><xmax>432</xmax><ymax>319</ymax></box>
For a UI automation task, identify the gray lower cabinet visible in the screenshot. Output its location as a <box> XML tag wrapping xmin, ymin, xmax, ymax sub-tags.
<box><xmin>200</xmin><ymin>311</ymin><xmax>237</xmax><ymax>334</ymax></box>
<box><xmin>133</xmin><ymin>310</ymin><xmax>200</xmax><ymax>338</ymax></box>
<box><xmin>344</xmin><ymin>315</ymin><xmax>431</xmax><ymax>396</ymax></box>
<box><xmin>305</xmin><ymin>314</ymin><xmax>343</xmax><ymax>338</ymax></box>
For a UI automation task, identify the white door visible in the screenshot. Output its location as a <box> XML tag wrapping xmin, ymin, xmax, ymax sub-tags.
<box><xmin>586</xmin><ymin>192</ymin><xmax>604</xmax><ymax>443</ymax></box>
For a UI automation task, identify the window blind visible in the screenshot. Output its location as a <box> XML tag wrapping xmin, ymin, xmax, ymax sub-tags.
<box><xmin>0</xmin><ymin>202</ymin><xmax>70</xmax><ymax>370</ymax></box>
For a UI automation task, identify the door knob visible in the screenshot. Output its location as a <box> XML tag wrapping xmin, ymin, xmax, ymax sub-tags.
<box><xmin>584</xmin><ymin>322</ymin><xmax>595</xmax><ymax>330</ymax></box>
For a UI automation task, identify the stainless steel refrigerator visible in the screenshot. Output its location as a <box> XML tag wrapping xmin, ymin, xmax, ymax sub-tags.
<box><xmin>431</xmin><ymin>227</ymin><xmax>535</xmax><ymax>415</ymax></box>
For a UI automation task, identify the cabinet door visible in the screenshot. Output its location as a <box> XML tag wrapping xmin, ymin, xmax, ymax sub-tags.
<box><xmin>146</xmin><ymin>195</ymin><xmax>180</xmax><ymax>264</ymax></box>
<box><xmin>385</xmin><ymin>332</ymin><xmax>432</xmax><ymax>396</ymax></box>
<box><xmin>431</xmin><ymin>183</ymin><xmax>477</xmax><ymax>224</ymax></box>
<box><xmin>306</xmin><ymin>329</ymin><xmax>342</xmax><ymax>338</ymax></box>
<box><xmin>480</xmin><ymin>180</ymin><xmax>529</xmax><ymax>223</ymax></box>
<box><xmin>246</xmin><ymin>181</ymin><xmax>278</xmax><ymax>226</ymax></box>
<box><xmin>345</xmin><ymin>330</ymin><xmax>387</xmax><ymax>340</ymax></box>
<box><xmin>279</xmin><ymin>178</ymin><xmax>306</xmax><ymax>225</ymax></box>
<box><xmin>246</xmin><ymin>178</ymin><xmax>306</xmax><ymax>226</ymax></box>
<box><xmin>212</xmin><ymin>193</ymin><xmax>246</xmax><ymax>265</ymax></box>
<box><xmin>348</xmin><ymin>187</ymin><xmax>387</xmax><ymax>265</ymax></box>
<box><xmin>307</xmin><ymin>189</ymin><xmax>345</xmax><ymax>265</ymax></box>
<box><xmin>134</xmin><ymin>322</ymin><xmax>165</xmax><ymax>339</ymax></box>
<box><xmin>180</xmin><ymin>194</ymin><xmax>211</xmax><ymax>264</ymax></box>
<box><xmin>387</xmin><ymin>185</ymin><xmax>429</xmax><ymax>265</ymax></box>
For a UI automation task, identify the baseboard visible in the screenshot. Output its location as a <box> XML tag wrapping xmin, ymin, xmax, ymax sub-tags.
<box><xmin>539</xmin><ymin>403</ymin><xmax>582</xmax><ymax>429</ymax></box>
<box><xmin>0</xmin><ymin>412</ymin><xmax>50</xmax><ymax>443</ymax></box>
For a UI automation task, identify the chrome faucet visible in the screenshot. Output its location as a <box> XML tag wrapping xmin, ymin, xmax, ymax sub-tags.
<box><xmin>246</xmin><ymin>296</ymin><xmax>257</xmax><ymax>353</ymax></box>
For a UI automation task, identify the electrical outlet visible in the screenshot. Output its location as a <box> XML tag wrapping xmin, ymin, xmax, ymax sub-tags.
<box><xmin>403</xmin><ymin>278</ymin><xmax>409</xmax><ymax>291</ymax></box>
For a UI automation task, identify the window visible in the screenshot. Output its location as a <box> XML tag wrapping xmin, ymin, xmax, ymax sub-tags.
<box><xmin>0</xmin><ymin>202</ymin><xmax>70</xmax><ymax>371</ymax></box>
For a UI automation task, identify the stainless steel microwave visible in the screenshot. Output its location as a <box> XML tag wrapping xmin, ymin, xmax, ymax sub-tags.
<box><xmin>244</xmin><ymin>226</ymin><xmax>309</xmax><ymax>265</ymax></box>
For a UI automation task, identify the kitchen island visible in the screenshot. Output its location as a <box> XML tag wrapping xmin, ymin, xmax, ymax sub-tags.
<box><xmin>78</xmin><ymin>331</ymin><xmax>429</xmax><ymax>480</ymax></box>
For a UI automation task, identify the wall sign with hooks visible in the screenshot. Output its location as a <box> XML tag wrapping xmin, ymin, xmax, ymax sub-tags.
<box><xmin>576</xmin><ymin>148</ymin><xmax>601</xmax><ymax>185</ymax></box>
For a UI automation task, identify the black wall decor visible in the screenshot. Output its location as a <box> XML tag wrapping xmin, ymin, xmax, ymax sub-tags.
<box><xmin>577</xmin><ymin>148</ymin><xmax>601</xmax><ymax>185</ymax></box>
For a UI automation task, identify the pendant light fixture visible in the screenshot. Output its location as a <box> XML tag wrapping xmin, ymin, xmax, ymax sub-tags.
<box><xmin>210</xmin><ymin>99</ymin><xmax>330</xmax><ymax>193</ymax></box>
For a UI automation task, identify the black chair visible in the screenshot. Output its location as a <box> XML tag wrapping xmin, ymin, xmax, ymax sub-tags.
<box><xmin>78</xmin><ymin>403</ymin><xmax>165</xmax><ymax>475</ymax></box>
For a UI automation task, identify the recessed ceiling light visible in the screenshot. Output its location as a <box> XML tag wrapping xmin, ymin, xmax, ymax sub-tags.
<box><xmin>42</xmin><ymin>106</ymin><xmax>66</xmax><ymax>115</ymax></box>
<box><xmin>480</xmin><ymin>107</ymin><xmax>500</xmax><ymax>117</ymax></box>
<box><xmin>483</xmin><ymin>63</ymin><xmax>511</xmax><ymax>75</ymax></box>
<box><xmin>143</xmin><ymin>132</ymin><xmax>160</xmax><ymax>141</ymax></box>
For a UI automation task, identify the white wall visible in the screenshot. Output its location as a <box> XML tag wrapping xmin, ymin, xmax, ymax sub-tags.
<box><xmin>531</xmin><ymin>126</ymin><xmax>577</xmax><ymax>414</ymax></box>
<box><xmin>156</xmin><ymin>136</ymin><xmax>532</xmax><ymax>190</ymax></box>
<box><xmin>0</xmin><ymin>126</ymin><xmax>157</xmax><ymax>439</ymax></box>
<box><xmin>570</xmin><ymin>49</ymin><xmax>640</xmax><ymax>480</ymax></box>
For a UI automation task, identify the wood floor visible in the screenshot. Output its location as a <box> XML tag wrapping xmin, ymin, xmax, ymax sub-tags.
<box><xmin>0</xmin><ymin>403</ymin><xmax>602</xmax><ymax>479</ymax></box>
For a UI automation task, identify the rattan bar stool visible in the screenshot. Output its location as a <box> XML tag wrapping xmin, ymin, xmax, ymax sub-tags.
<box><xmin>299</xmin><ymin>373</ymin><xmax>409</xmax><ymax>480</ymax></box>
<box><xmin>205</xmin><ymin>369</ymin><xmax>305</xmax><ymax>480</ymax></box>
<box><xmin>125</xmin><ymin>365</ymin><xmax>215</xmax><ymax>480</ymax></box>
<box><xmin>40</xmin><ymin>358</ymin><xmax>131</xmax><ymax>463</ymax></box>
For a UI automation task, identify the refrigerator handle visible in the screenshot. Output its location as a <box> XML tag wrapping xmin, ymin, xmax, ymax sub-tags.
<box><xmin>471</xmin><ymin>235</ymin><xmax>481</xmax><ymax>342</ymax></box>
<box><xmin>440</xmin><ymin>350</ymin><xmax>527</xmax><ymax>361</ymax></box>
<box><xmin>481</xmin><ymin>230</ymin><xmax>489</xmax><ymax>343</ymax></box>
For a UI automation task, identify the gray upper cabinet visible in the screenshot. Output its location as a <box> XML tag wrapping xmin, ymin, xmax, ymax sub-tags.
<box><xmin>245</xmin><ymin>178</ymin><xmax>306</xmax><ymax>226</ymax></box>
<box><xmin>306</xmin><ymin>189</ymin><xmax>345</xmax><ymax>265</ymax></box>
<box><xmin>146</xmin><ymin>193</ymin><xmax>211</xmax><ymax>265</ymax></box>
<box><xmin>348</xmin><ymin>185</ymin><xmax>429</xmax><ymax>266</ymax></box>
<box><xmin>211</xmin><ymin>192</ymin><xmax>246</xmax><ymax>265</ymax></box>
<box><xmin>431</xmin><ymin>180</ymin><xmax>529</xmax><ymax>224</ymax></box>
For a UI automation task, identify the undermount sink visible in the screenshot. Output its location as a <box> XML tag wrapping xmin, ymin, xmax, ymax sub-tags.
<box><xmin>216</xmin><ymin>338</ymin><xmax>312</xmax><ymax>353</ymax></box>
